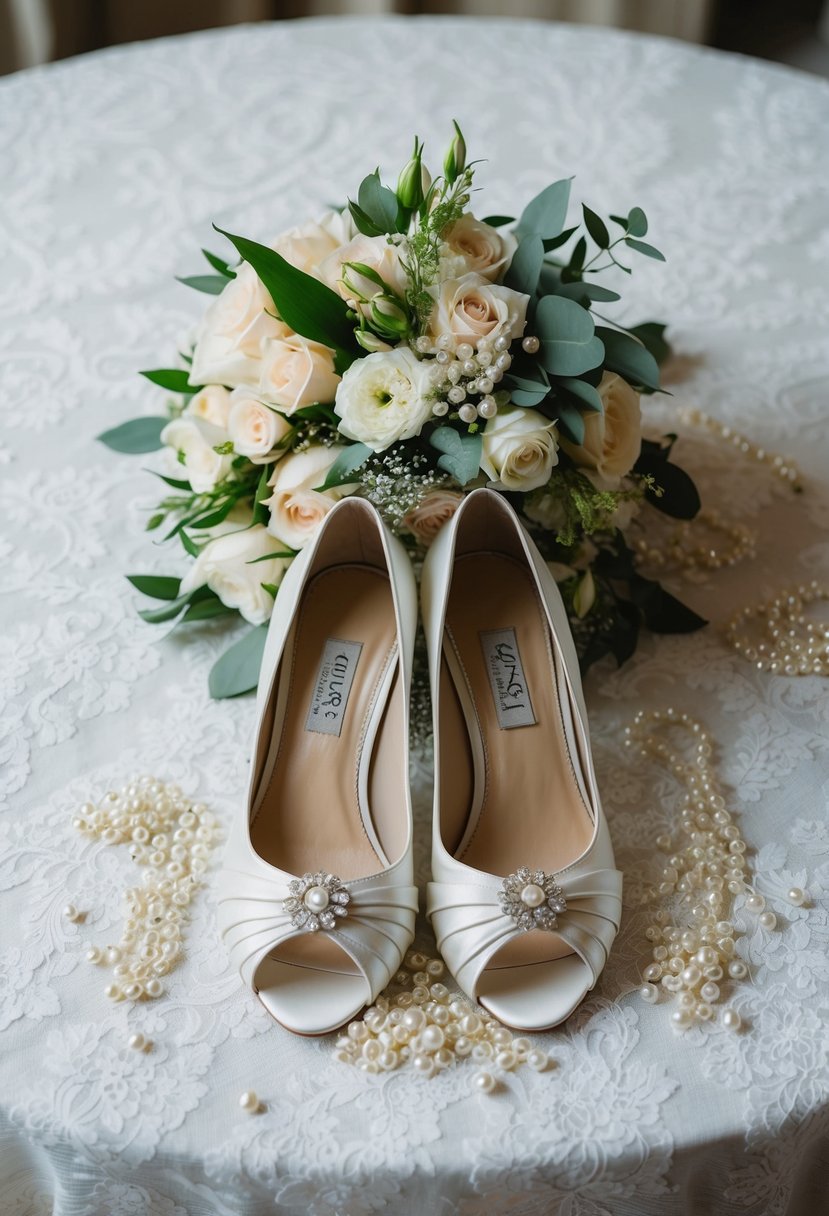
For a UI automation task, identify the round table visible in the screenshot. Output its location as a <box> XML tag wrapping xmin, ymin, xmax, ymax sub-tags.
<box><xmin>2</xmin><ymin>16</ymin><xmax>829</xmax><ymax>1216</ymax></box>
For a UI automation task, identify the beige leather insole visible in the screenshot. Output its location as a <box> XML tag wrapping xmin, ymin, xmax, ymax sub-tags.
<box><xmin>252</xmin><ymin>564</ymin><xmax>400</xmax><ymax>978</ymax></box>
<box><xmin>442</xmin><ymin>553</ymin><xmax>594</xmax><ymax>970</ymax></box>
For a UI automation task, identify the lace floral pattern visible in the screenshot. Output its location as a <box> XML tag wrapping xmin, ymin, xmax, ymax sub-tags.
<box><xmin>1</xmin><ymin>17</ymin><xmax>828</xmax><ymax>1215</ymax></box>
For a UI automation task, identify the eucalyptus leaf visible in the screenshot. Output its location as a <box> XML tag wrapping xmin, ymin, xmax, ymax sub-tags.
<box><xmin>316</xmin><ymin>442</ymin><xmax>372</xmax><ymax>490</ymax></box>
<box><xmin>627</xmin><ymin>207</ymin><xmax>648</xmax><ymax>237</ymax></box>
<box><xmin>357</xmin><ymin>171</ymin><xmax>401</xmax><ymax>234</ymax></box>
<box><xmin>429</xmin><ymin>427</ymin><xmax>483</xmax><ymax>486</ymax></box>
<box><xmin>535</xmin><ymin>296</ymin><xmax>605</xmax><ymax>377</ymax></box>
<box><xmin>98</xmin><ymin>416</ymin><xmax>167</xmax><ymax>454</ymax></box>
<box><xmin>625</xmin><ymin>237</ymin><xmax>665</xmax><ymax>262</ymax></box>
<box><xmin>503</xmin><ymin>234</ymin><xmax>543</xmax><ymax>297</ymax></box>
<box><xmin>126</xmin><ymin>574</ymin><xmax>182</xmax><ymax>601</ymax></box>
<box><xmin>482</xmin><ymin>215</ymin><xmax>515</xmax><ymax>228</ymax></box>
<box><xmin>208</xmin><ymin>624</ymin><xmax>269</xmax><ymax>698</ymax></box>
<box><xmin>582</xmin><ymin>205</ymin><xmax>610</xmax><ymax>249</ymax></box>
<box><xmin>506</xmin><ymin>377</ymin><xmax>551</xmax><ymax>407</ymax></box>
<box><xmin>347</xmin><ymin>198</ymin><xmax>385</xmax><ymax>238</ymax></box>
<box><xmin>595</xmin><ymin>326</ymin><xmax>661</xmax><ymax>392</ymax></box>
<box><xmin>517</xmin><ymin>179</ymin><xmax>571</xmax><ymax>240</ymax></box>
<box><xmin>629</xmin><ymin>321</ymin><xmax>671</xmax><ymax>366</ymax></box>
<box><xmin>175</xmin><ymin>274</ymin><xmax>227</xmax><ymax>295</ymax></box>
<box><xmin>554</xmin><ymin>403</ymin><xmax>585</xmax><ymax>445</ymax></box>
<box><xmin>542</xmin><ymin>226</ymin><xmax>578</xmax><ymax>252</ymax></box>
<box><xmin>555</xmin><ymin>376</ymin><xmax>603</xmax><ymax>412</ymax></box>
<box><xmin>140</xmin><ymin>368</ymin><xmax>200</xmax><ymax>393</ymax></box>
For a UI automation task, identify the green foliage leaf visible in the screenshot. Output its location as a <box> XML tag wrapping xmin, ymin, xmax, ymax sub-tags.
<box><xmin>180</xmin><ymin>597</ymin><xmax>237</xmax><ymax>623</ymax></box>
<box><xmin>347</xmin><ymin>198</ymin><xmax>386</xmax><ymax>238</ymax></box>
<box><xmin>554</xmin><ymin>403</ymin><xmax>585</xmax><ymax>445</ymax></box>
<box><xmin>251</xmin><ymin>463</ymin><xmax>273</xmax><ymax>527</ymax></box>
<box><xmin>357</xmin><ymin>171</ymin><xmax>401</xmax><ymax>234</ymax></box>
<box><xmin>208</xmin><ymin>623</ymin><xmax>269</xmax><ymax>698</ymax></box>
<box><xmin>627</xmin><ymin>207</ymin><xmax>648</xmax><ymax>237</ymax></box>
<box><xmin>556</xmin><ymin>282</ymin><xmax>621</xmax><ymax>304</ymax></box>
<box><xmin>582</xmin><ymin>204</ymin><xmax>609</xmax><ymax>249</ymax></box>
<box><xmin>625</xmin><ymin>237</ymin><xmax>665</xmax><ymax>262</ymax></box>
<box><xmin>175</xmin><ymin>275</ymin><xmax>228</xmax><ymax>295</ymax></box>
<box><xmin>140</xmin><ymin>368</ymin><xmax>200</xmax><ymax>393</ymax></box>
<box><xmin>98</xmin><ymin>416</ymin><xmax>167</xmax><ymax>454</ymax></box>
<box><xmin>517</xmin><ymin>179</ymin><xmax>572</xmax><ymax>240</ymax></box>
<box><xmin>542</xmin><ymin>226</ymin><xmax>578</xmax><ymax>252</ymax></box>
<box><xmin>504</xmin><ymin>234</ymin><xmax>544</xmax><ymax>297</ymax></box>
<box><xmin>246</xmin><ymin>549</ymin><xmax>295</xmax><ymax>564</ymax></box>
<box><xmin>316</xmin><ymin>443</ymin><xmax>372</xmax><ymax>490</ymax></box>
<box><xmin>629</xmin><ymin>579</ymin><xmax>707</xmax><ymax>633</ymax></box>
<box><xmin>145</xmin><ymin>470</ymin><xmax>191</xmax><ymax>491</ymax></box>
<box><xmin>188</xmin><ymin>499</ymin><xmax>238</xmax><ymax>531</ymax></box>
<box><xmin>555</xmin><ymin>376</ymin><xmax>603</xmax><ymax>412</ymax></box>
<box><xmin>126</xmin><ymin>574</ymin><xmax>182</xmax><ymax>601</ymax></box>
<box><xmin>535</xmin><ymin>296</ymin><xmax>605</xmax><ymax>377</ymax></box>
<box><xmin>639</xmin><ymin>458</ymin><xmax>701</xmax><ymax>520</ymax></box>
<box><xmin>429</xmin><ymin>427</ymin><xmax>483</xmax><ymax>486</ymax></box>
<box><xmin>482</xmin><ymin>215</ymin><xmax>515</xmax><ymax>227</ymax></box>
<box><xmin>595</xmin><ymin>326</ymin><xmax>662</xmax><ymax>393</ymax></box>
<box><xmin>201</xmin><ymin>248</ymin><xmax>235</xmax><ymax>277</ymax></box>
<box><xmin>179</xmin><ymin>529</ymin><xmax>201</xmax><ymax>558</ymax></box>
<box><xmin>629</xmin><ymin>321</ymin><xmax>671</xmax><ymax>366</ymax></box>
<box><xmin>214</xmin><ymin>226</ymin><xmax>356</xmax><ymax>360</ymax></box>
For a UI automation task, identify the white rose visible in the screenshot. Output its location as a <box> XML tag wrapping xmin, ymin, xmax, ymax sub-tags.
<box><xmin>179</xmin><ymin>523</ymin><xmax>288</xmax><ymax>626</ymax></box>
<box><xmin>401</xmin><ymin>489</ymin><xmax>465</xmax><ymax>546</ymax></box>
<box><xmin>190</xmin><ymin>263</ymin><xmax>290</xmax><ymax>389</ymax></box>
<box><xmin>258</xmin><ymin>335</ymin><xmax>340</xmax><ymax>414</ymax></box>
<box><xmin>266</xmin><ymin>445</ymin><xmax>357</xmax><ymax>549</ymax></box>
<box><xmin>227</xmin><ymin>387</ymin><xmax>292</xmax><ymax>463</ymax></box>
<box><xmin>334</xmin><ymin>347</ymin><xmax>435</xmax><ymax>452</ymax></box>
<box><xmin>525</xmin><ymin>490</ymin><xmax>567</xmax><ymax>533</ymax></box>
<box><xmin>271</xmin><ymin>210</ymin><xmax>354</xmax><ymax>281</ymax></box>
<box><xmin>160</xmin><ymin>416</ymin><xmax>232</xmax><ymax>494</ymax></box>
<box><xmin>558</xmin><ymin>373</ymin><xmax>642</xmax><ymax>490</ymax></box>
<box><xmin>441</xmin><ymin>214</ymin><xmax>517</xmax><ymax>282</ymax></box>
<box><xmin>320</xmin><ymin>233</ymin><xmax>409</xmax><ymax>305</ymax></box>
<box><xmin>185</xmin><ymin>385</ymin><xmax>232</xmax><ymax>430</ymax></box>
<box><xmin>428</xmin><ymin>273</ymin><xmax>528</xmax><ymax>347</ymax></box>
<box><xmin>481</xmin><ymin>405</ymin><xmax>559</xmax><ymax>492</ymax></box>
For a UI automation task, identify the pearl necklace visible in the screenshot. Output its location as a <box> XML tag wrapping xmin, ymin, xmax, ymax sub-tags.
<box><xmin>633</xmin><ymin>506</ymin><xmax>756</xmax><ymax>575</ymax></box>
<box><xmin>71</xmin><ymin>776</ymin><xmax>219</xmax><ymax>1002</ymax></box>
<box><xmin>626</xmin><ymin>710</ymin><xmax>807</xmax><ymax>1033</ymax></box>
<box><xmin>332</xmin><ymin>950</ymin><xmax>550</xmax><ymax>1093</ymax></box>
<box><xmin>726</xmin><ymin>582</ymin><xmax>829</xmax><ymax>676</ymax></box>
<box><xmin>677</xmin><ymin>407</ymin><xmax>803</xmax><ymax>492</ymax></box>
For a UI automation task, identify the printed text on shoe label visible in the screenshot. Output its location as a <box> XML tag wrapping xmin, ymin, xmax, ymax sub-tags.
<box><xmin>305</xmin><ymin>637</ymin><xmax>364</xmax><ymax>737</ymax></box>
<box><xmin>480</xmin><ymin>627</ymin><xmax>537</xmax><ymax>730</ymax></box>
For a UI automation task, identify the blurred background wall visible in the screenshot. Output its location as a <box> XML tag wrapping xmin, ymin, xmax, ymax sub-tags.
<box><xmin>2</xmin><ymin>0</ymin><xmax>828</xmax><ymax>75</ymax></box>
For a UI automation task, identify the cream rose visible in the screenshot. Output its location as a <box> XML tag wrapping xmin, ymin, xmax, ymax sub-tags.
<box><xmin>179</xmin><ymin>523</ymin><xmax>288</xmax><ymax>626</ymax></box>
<box><xmin>190</xmin><ymin>263</ymin><xmax>289</xmax><ymax>389</ymax></box>
<box><xmin>559</xmin><ymin>373</ymin><xmax>642</xmax><ymax>490</ymax></box>
<box><xmin>441</xmin><ymin>214</ymin><xmax>517</xmax><ymax>282</ymax></box>
<box><xmin>227</xmin><ymin>388</ymin><xmax>292</xmax><ymax>463</ymax></box>
<box><xmin>525</xmin><ymin>489</ymin><xmax>567</xmax><ymax>534</ymax></box>
<box><xmin>258</xmin><ymin>335</ymin><xmax>340</xmax><ymax>414</ymax></box>
<box><xmin>320</xmin><ymin>233</ymin><xmax>409</xmax><ymax>305</ymax></box>
<box><xmin>160</xmin><ymin>416</ymin><xmax>232</xmax><ymax>494</ymax></box>
<box><xmin>185</xmin><ymin>385</ymin><xmax>232</xmax><ymax>430</ymax></box>
<box><xmin>402</xmin><ymin>489</ymin><xmax>465</xmax><ymax>546</ymax></box>
<box><xmin>428</xmin><ymin>274</ymin><xmax>528</xmax><ymax>347</ymax></box>
<box><xmin>481</xmin><ymin>406</ymin><xmax>559</xmax><ymax>492</ymax></box>
<box><xmin>272</xmin><ymin>210</ymin><xmax>354</xmax><ymax>281</ymax></box>
<box><xmin>266</xmin><ymin>445</ymin><xmax>357</xmax><ymax>550</ymax></box>
<box><xmin>334</xmin><ymin>347</ymin><xmax>435</xmax><ymax>452</ymax></box>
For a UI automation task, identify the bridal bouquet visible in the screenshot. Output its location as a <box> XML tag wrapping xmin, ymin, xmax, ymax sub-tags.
<box><xmin>101</xmin><ymin>124</ymin><xmax>705</xmax><ymax>697</ymax></box>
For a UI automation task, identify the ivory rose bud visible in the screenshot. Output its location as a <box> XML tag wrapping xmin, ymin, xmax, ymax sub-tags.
<box><xmin>334</xmin><ymin>347</ymin><xmax>436</xmax><ymax>452</ymax></box>
<box><xmin>179</xmin><ymin>523</ymin><xmax>288</xmax><ymax>626</ymax></box>
<box><xmin>190</xmin><ymin>263</ymin><xmax>289</xmax><ymax>389</ymax></box>
<box><xmin>481</xmin><ymin>406</ymin><xmax>559</xmax><ymax>492</ymax></box>
<box><xmin>559</xmin><ymin>372</ymin><xmax>642</xmax><ymax>490</ymax></box>
<box><xmin>271</xmin><ymin>210</ymin><xmax>354</xmax><ymax>281</ymax></box>
<box><xmin>402</xmin><ymin>489</ymin><xmax>465</xmax><ymax>546</ymax></box>
<box><xmin>266</xmin><ymin>445</ymin><xmax>356</xmax><ymax>550</ymax></box>
<box><xmin>258</xmin><ymin>335</ymin><xmax>340</xmax><ymax>414</ymax></box>
<box><xmin>428</xmin><ymin>274</ymin><xmax>528</xmax><ymax>347</ymax></box>
<box><xmin>185</xmin><ymin>385</ymin><xmax>232</xmax><ymax>430</ymax></box>
<box><xmin>160</xmin><ymin>416</ymin><xmax>232</xmax><ymax>494</ymax></box>
<box><xmin>442</xmin><ymin>214</ymin><xmax>517</xmax><ymax>282</ymax></box>
<box><xmin>320</xmin><ymin>233</ymin><xmax>409</xmax><ymax>304</ymax></box>
<box><xmin>228</xmin><ymin>388</ymin><xmax>292</xmax><ymax>462</ymax></box>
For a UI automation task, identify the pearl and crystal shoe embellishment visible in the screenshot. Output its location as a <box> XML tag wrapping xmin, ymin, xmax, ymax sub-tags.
<box><xmin>499</xmin><ymin>868</ymin><xmax>567</xmax><ymax>932</ymax></box>
<box><xmin>283</xmin><ymin>871</ymin><xmax>351</xmax><ymax>932</ymax></box>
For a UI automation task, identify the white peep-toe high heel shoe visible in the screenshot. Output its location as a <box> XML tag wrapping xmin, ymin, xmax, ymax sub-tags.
<box><xmin>423</xmin><ymin>488</ymin><xmax>622</xmax><ymax>1031</ymax></box>
<box><xmin>217</xmin><ymin>496</ymin><xmax>418</xmax><ymax>1035</ymax></box>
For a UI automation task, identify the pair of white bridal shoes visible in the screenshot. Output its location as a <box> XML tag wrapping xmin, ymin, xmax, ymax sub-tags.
<box><xmin>217</xmin><ymin>489</ymin><xmax>621</xmax><ymax>1035</ymax></box>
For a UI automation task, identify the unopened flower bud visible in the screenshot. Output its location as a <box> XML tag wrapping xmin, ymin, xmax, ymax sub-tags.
<box><xmin>369</xmin><ymin>296</ymin><xmax>410</xmax><ymax>339</ymax></box>
<box><xmin>397</xmin><ymin>137</ymin><xmax>427</xmax><ymax>211</ymax></box>
<box><xmin>443</xmin><ymin>120</ymin><xmax>467</xmax><ymax>184</ymax></box>
<box><xmin>573</xmin><ymin>569</ymin><xmax>596</xmax><ymax>618</ymax></box>
<box><xmin>355</xmin><ymin>329</ymin><xmax>393</xmax><ymax>354</ymax></box>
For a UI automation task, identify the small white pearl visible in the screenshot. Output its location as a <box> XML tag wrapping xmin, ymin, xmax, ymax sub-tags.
<box><xmin>495</xmin><ymin>1049</ymin><xmax>517</xmax><ymax>1071</ymax></box>
<box><xmin>145</xmin><ymin>978</ymin><xmax>163</xmax><ymax>998</ymax></box>
<box><xmin>521</xmin><ymin>335</ymin><xmax>540</xmax><ymax>354</ymax></box>
<box><xmin>420</xmin><ymin>1024</ymin><xmax>445</xmax><ymax>1053</ymax></box>
<box><xmin>787</xmin><ymin>887</ymin><xmax>805</xmax><ymax>907</ymax></box>
<box><xmin>527</xmin><ymin>1049</ymin><xmax>548</xmax><ymax>1072</ymax></box>
<box><xmin>671</xmin><ymin>1009</ymin><xmax>692</xmax><ymax>1031</ymax></box>
<box><xmin>520</xmin><ymin>883</ymin><xmax>546</xmax><ymax>909</ymax></box>
<box><xmin>728</xmin><ymin>960</ymin><xmax>748</xmax><ymax>980</ymax></box>
<box><xmin>758</xmin><ymin>911</ymin><xmax>777</xmax><ymax>931</ymax></box>
<box><xmin>239</xmin><ymin>1090</ymin><xmax>260</xmax><ymax>1112</ymax></box>
<box><xmin>303</xmin><ymin>885</ymin><xmax>330</xmax><ymax>913</ymax></box>
<box><xmin>458</xmin><ymin>404</ymin><xmax>477</xmax><ymax>424</ymax></box>
<box><xmin>86</xmin><ymin>947</ymin><xmax>102</xmax><ymax>964</ymax></box>
<box><xmin>700</xmin><ymin>981</ymin><xmax>720</xmax><ymax>1003</ymax></box>
<box><xmin>413</xmin><ymin>1053</ymin><xmax>435</xmax><ymax>1077</ymax></box>
<box><xmin>745</xmin><ymin>893</ymin><xmax>765</xmax><ymax>913</ymax></box>
<box><xmin>721</xmin><ymin>1009</ymin><xmax>742</xmax><ymax>1031</ymax></box>
<box><xmin>473</xmin><ymin>1070</ymin><xmax>496</xmax><ymax>1093</ymax></box>
<box><xmin>128</xmin><ymin>1033</ymin><xmax>146</xmax><ymax>1051</ymax></box>
<box><xmin>63</xmin><ymin>904</ymin><xmax>80</xmax><ymax>923</ymax></box>
<box><xmin>639</xmin><ymin>983</ymin><xmax>658</xmax><ymax>1004</ymax></box>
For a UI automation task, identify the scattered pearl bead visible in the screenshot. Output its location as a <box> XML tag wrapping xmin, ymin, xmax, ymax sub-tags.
<box><xmin>239</xmin><ymin>1090</ymin><xmax>261</xmax><ymax>1113</ymax></box>
<box><xmin>639</xmin><ymin>983</ymin><xmax>659</xmax><ymax>1004</ymax></box>
<box><xmin>63</xmin><ymin>903</ymin><xmax>81</xmax><ymax>923</ymax></box>
<box><xmin>521</xmin><ymin>335</ymin><xmax>540</xmax><ymax>354</ymax></box>
<box><xmin>458</xmin><ymin>404</ymin><xmax>477</xmax><ymax>425</ymax></box>
<box><xmin>787</xmin><ymin>887</ymin><xmax>806</xmax><ymax>907</ymax></box>
<box><xmin>526</xmin><ymin>1049</ymin><xmax>549</xmax><ymax>1072</ymax></box>
<box><xmin>474</xmin><ymin>1070</ymin><xmax>496</xmax><ymax>1093</ymax></box>
<box><xmin>721</xmin><ymin>1009</ymin><xmax>742</xmax><ymax>1032</ymax></box>
<box><xmin>758</xmin><ymin>911</ymin><xmax>777</xmax><ymax>931</ymax></box>
<box><xmin>128</xmin><ymin>1033</ymin><xmax>147</xmax><ymax>1051</ymax></box>
<box><xmin>745</xmin><ymin>893</ymin><xmax>765</xmax><ymax>913</ymax></box>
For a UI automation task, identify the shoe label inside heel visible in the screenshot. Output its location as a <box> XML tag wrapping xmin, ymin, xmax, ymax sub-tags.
<box><xmin>480</xmin><ymin>627</ymin><xmax>537</xmax><ymax>730</ymax></box>
<box><xmin>305</xmin><ymin>637</ymin><xmax>363</xmax><ymax>737</ymax></box>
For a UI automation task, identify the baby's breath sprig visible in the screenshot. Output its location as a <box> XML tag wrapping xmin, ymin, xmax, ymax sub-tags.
<box><xmin>358</xmin><ymin>447</ymin><xmax>452</xmax><ymax>532</ymax></box>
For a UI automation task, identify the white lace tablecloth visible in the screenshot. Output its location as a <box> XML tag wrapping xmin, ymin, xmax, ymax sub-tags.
<box><xmin>2</xmin><ymin>16</ymin><xmax>829</xmax><ymax>1215</ymax></box>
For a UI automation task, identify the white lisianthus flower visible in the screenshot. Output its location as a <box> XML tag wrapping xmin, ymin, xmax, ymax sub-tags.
<box><xmin>190</xmin><ymin>263</ymin><xmax>290</xmax><ymax>389</ymax></box>
<box><xmin>481</xmin><ymin>405</ymin><xmax>559</xmax><ymax>492</ymax></box>
<box><xmin>428</xmin><ymin>274</ymin><xmax>528</xmax><ymax>347</ymax></box>
<box><xmin>266</xmin><ymin>445</ymin><xmax>357</xmax><ymax>549</ymax></box>
<box><xmin>185</xmin><ymin>385</ymin><xmax>232</xmax><ymax>430</ymax></box>
<box><xmin>258</xmin><ymin>335</ymin><xmax>340</xmax><ymax>414</ymax></box>
<box><xmin>334</xmin><ymin>347</ymin><xmax>436</xmax><ymax>452</ymax></box>
<box><xmin>228</xmin><ymin>388</ymin><xmax>292</xmax><ymax>463</ymax></box>
<box><xmin>271</xmin><ymin>210</ymin><xmax>355</xmax><ymax>281</ymax></box>
<box><xmin>558</xmin><ymin>372</ymin><xmax>642</xmax><ymax>491</ymax></box>
<box><xmin>179</xmin><ymin>523</ymin><xmax>288</xmax><ymax>626</ymax></box>
<box><xmin>320</xmin><ymin>233</ymin><xmax>409</xmax><ymax>308</ymax></box>
<box><xmin>160</xmin><ymin>416</ymin><xmax>232</xmax><ymax>494</ymax></box>
<box><xmin>441</xmin><ymin>214</ymin><xmax>517</xmax><ymax>282</ymax></box>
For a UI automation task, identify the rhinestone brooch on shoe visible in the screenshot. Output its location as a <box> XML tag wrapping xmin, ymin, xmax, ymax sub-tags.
<box><xmin>500</xmin><ymin>867</ymin><xmax>567</xmax><ymax>932</ymax></box>
<box><xmin>283</xmin><ymin>871</ymin><xmax>351</xmax><ymax>932</ymax></box>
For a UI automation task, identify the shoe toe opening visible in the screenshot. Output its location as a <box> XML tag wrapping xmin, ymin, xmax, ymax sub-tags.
<box><xmin>254</xmin><ymin>937</ymin><xmax>370</xmax><ymax>1036</ymax></box>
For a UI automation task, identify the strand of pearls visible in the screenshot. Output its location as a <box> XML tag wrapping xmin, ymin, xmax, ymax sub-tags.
<box><xmin>72</xmin><ymin>776</ymin><xmax>220</xmax><ymax>1002</ymax></box>
<box><xmin>625</xmin><ymin>709</ymin><xmax>805</xmax><ymax>1033</ymax></box>
<box><xmin>333</xmin><ymin>950</ymin><xmax>550</xmax><ymax>1093</ymax></box>
<box><xmin>417</xmin><ymin>333</ymin><xmax>540</xmax><ymax>427</ymax></box>
<box><xmin>725</xmin><ymin>583</ymin><xmax>829</xmax><ymax>676</ymax></box>
<box><xmin>677</xmin><ymin>407</ymin><xmax>803</xmax><ymax>492</ymax></box>
<box><xmin>633</xmin><ymin>507</ymin><xmax>756</xmax><ymax>574</ymax></box>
